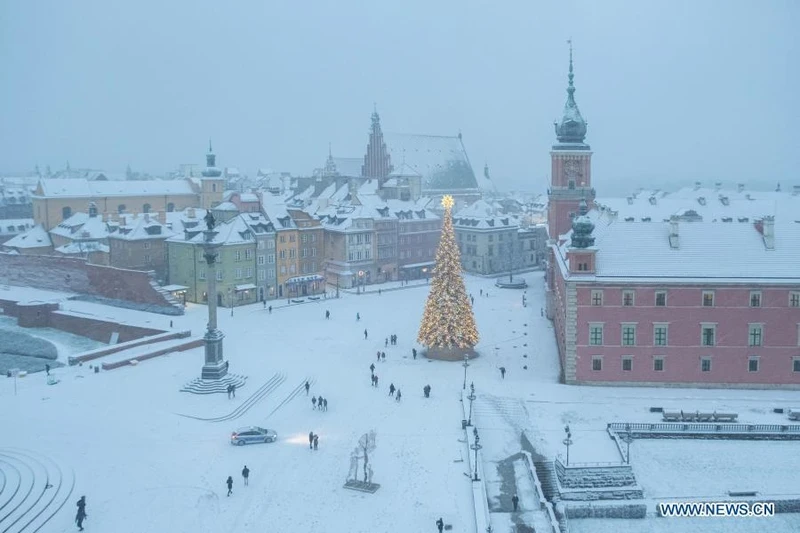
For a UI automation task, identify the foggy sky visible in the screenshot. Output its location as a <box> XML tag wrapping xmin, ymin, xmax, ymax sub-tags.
<box><xmin>1</xmin><ymin>0</ymin><xmax>797</xmax><ymax>194</ymax></box>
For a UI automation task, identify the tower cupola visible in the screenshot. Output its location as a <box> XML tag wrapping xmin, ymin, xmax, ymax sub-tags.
<box><xmin>554</xmin><ymin>41</ymin><xmax>588</xmax><ymax>144</ymax></box>
<box><xmin>570</xmin><ymin>199</ymin><xmax>595</xmax><ymax>248</ymax></box>
<box><xmin>202</xmin><ymin>140</ymin><xmax>222</xmax><ymax>178</ymax></box>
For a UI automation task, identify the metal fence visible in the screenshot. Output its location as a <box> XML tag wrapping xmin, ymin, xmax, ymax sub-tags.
<box><xmin>608</xmin><ymin>422</ymin><xmax>800</xmax><ymax>434</ymax></box>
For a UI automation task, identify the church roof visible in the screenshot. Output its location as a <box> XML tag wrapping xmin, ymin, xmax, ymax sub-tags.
<box><xmin>384</xmin><ymin>133</ymin><xmax>479</xmax><ymax>193</ymax></box>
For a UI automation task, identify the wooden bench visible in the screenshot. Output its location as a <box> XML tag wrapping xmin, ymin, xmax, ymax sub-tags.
<box><xmin>662</xmin><ymin>410</ymin><xmax>738</xmax><ymax>422</ymax></box>
<box><xmin>713</xmin><ymin>412</ymin><xmax>738</xmax><ymax>422</ymax></box>
<box><xmin>662</xmin><ymin>411</ymin><xmax>682</xmax><ymax>422</ymax></box>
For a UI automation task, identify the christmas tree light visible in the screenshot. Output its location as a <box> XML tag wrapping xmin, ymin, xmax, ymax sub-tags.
<box><xmin>417</xmin><ymin>195</ymin><xmax>479</xmax><ymax>356</ymax></box>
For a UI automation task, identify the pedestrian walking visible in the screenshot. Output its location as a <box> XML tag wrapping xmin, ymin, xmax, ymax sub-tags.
<box><xmin>377</xmin><ymin>351</ymin><xmax>381</xmax><ymax>362</ymax></box>
<box><xmin>396</xmin><ymin>389</ymin><xmax>401</xmax><ymax>402</ymax></box>
<box><xmin>357</xmin><ymin>312</ymin><xmax>361</xmax><ymax>321</ymax></box>
<box><xmin>242</xmin><ymin>465</ymin><xmax>250</xmax><ymax>486</ymax></box>
<box><xmin>389</xmin><ymin>383</ymin><xmax>396</xmax><ymax>396</ymax></box>
<box><xmin>263</xmin><ymin>300</ymin><xmax>267</xmax><ymax>309</ymax></box>
<box><xmin>318</xmin><ymin>396</ymin><xmax>324</xmax><ymax>411</ymax></box>
<box><xmin>305</xmin><ymin>381</ymin><xmax>310</xmax><ymax>395</ymax></box>
<box><xmin>512</xmin><ymin>494</ymin><xmax>519</xmax><ymax>512</ymax></box>
<box><xmin>480</xmin><ymin>289</ymin><xmax>483</xmax><ymax>296</ymax></box>
<box><xmin>312</xmin><ymin>396</ymin><xmax>317</xmax><ymax>409</ymax></box>
<box><xmin>323</xmin><ymin>398</ymin><xmax>328</xmax><ymax>411</ymax></box>
<box><xmin>75</xmin><ymin>496</ymin><xmax>87</xmax><ymax>531</ymax></box>
<box><xmin>227</xmin><ymin>384</ymin><xmax>232</xmax><ymax>399</ymax></box>
<box><xmin>378</xmin><ymin>288</ymin><xmax>382</xmax><ymax>295</ymax></box>
<box><xmin>325</xmin><ymin>310</ymin><xmax>330</xmax><ymax>319</ymax></box>
<box><xmin>471</xmin><ymin>296</ymin><xmax>474</xmax><ymax>305</ymax></box>
<box><xmin>385</xmin><ymin>338</ymin><xmax>388</xmax><ymax>347</ymax></box>
<box><xmin>436</xmin><ymin>517</ymin><xmax>444</xmax><ymax>533</ymax></box>
<box><xmin>313</xmin><ymin>434</ymin><xmax>319</xmax><ymax>450</ymax></box>
<box><xmin>45</xmin><ymin>363</ymin><xmax>51</xmax><ymax>376</ymax></box>
<box><xmin>269</xmin><ymin>305</ymin><xmax>272</xmax><ymax>314</ymax></box>
<box><xmin>170</xmin><ymin>320</ymin><xmax>173</xmax><ymax>328</ymax></box>
<box><xmin>309</xmin><ymin>431</ymin><xmax>314</xmax><ymax>449</ymax></box>
<box><xmin>500</xmin><ymin>366</ymin><xmax>506</xmax><ymax>379</ymax></box>
<box><xmin>381</xmin><ymin>352</ymin><xmax>386</xmax><ymax>361</ymax></box>
<box><xmin>231</xmin><ymin>383</ymin><xmax>236</xmax><ymax>398</ymax></box>
<box><xmin>423</xmin><ymin>384</ymin><xmax>431</xmax><ymax>398</ymax></box>
<box><xmin>374</xmin><ymin>375</ymin><xmax>379</xmax><ymax>387</ymax></box>
<box><xmin>226</xmin><ymin>476</ymin><xmax>233</xmax><ymax>496</ymax></box>
<box><xmin>370</xmin><ymin>363</ymin><xmax>375</xmax><ymax>375</ymax></box>
<box><xmin>412</xmin><ymin>348</ymin><xmax>417</xmax><ymax>360</ymax></box>
<box><xmin>364</xmin><ymin>329</ymin><xmax>368</xmax><ymax>340</ymax></box>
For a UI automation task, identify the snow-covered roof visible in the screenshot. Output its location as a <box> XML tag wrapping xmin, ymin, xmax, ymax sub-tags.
<box><xmin>0</xmin><ymin>219</ymin><xmax>35</xmax><ymax>234</ymax></box>
<box><xmin>239</xmin><ymin>193</ymin><xmax>259</xmax><ymax>202</ymax></box>
<box><xmin>35</xmin><ymin>179</ymin><xmax>196</xmax><ymax>198</ymax></box>
<box><xmin>107</xmin><ymin>214</ymin><xmax>174</xmax><ymax>241</ymax></box>
<box><xmin>214</xmin><ymin>201</ymin><xmax>239</xmax><ymax>212</ymax></box>
<box><xmin>55</xmin><ymin>241</ymin><xmax>109</xmax><ymax>254</ymax></box>
<box><xmin>384</xmin><ymin>133</ymin><xmax>479</xmax><ymax>193</ymax></box>
<box><xmin>3</xmin><ymin>224</ymin><xmax>51</xmax><ymax>248</ymax></box>
<box><xmin>167</xmin><ymin>213</ymin><xmax>257</xmax><ymax>246</ymax></box>
<box><xmin>50</xmin><ymin>213</ymin><xmax>111</xmax><ymax>240</ymax></box>
<box><xmin>595</xmin><ymin>185</ymin><xmax>800</xmax><ymax>223</ymax></box>
<box><xmin>554</xmin><ymin>210</ymin><xmax>800</xmax><ymax>282</ymax></box>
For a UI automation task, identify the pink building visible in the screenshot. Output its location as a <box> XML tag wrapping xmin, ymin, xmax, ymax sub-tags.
<box><xmin>545</xmin><ymin>47</ymin><xmax>800</xmax><ymax>388</ymax></box>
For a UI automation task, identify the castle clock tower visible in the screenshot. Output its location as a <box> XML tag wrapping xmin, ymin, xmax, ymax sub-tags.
<box><xmin>547</xmin><ymin>42</ymin><xmax>595</xmax><ymax>241</ymax></box>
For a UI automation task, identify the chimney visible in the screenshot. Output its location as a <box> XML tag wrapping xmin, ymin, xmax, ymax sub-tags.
<box><xmin>669</xmin><ymin>216</ymin><xmax>680</xmax><ymax>249</ymax></box>
<box><xmin>737</xmin><ymin>183</ymin><xmax>745</xmax><ymax>193</ymax></box>
<box><xmin>694</xmin><ymin>181</ymin><xmax>701</xmax><ymax>191</ymax></box>
<box><xmin>714</xmin><ymin>182</ymin><xmax>722</xmax><ymax>191</ymax></box>
<box><xmin>762</xmin><ymin>216</ymin><xmax>775</xmax><ymax>250</ymax></box>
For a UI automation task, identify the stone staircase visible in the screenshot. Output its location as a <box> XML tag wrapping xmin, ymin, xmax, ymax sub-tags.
<box><xmin>150</xmin><ymin>279</ymin><xmax>184</xmax><ymax>311</ymax></box>
<box><xmin>180</xmin><ymin>374</ymin><xmax>248</xmax><ymax>394</ymax></box>
<box><xmin>534</xmin><ymin>460</ymin><xmax>560</xmax><ymax>502</ymax></box>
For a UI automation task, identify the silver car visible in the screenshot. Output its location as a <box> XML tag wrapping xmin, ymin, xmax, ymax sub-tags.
<box><xmin>230</xmin><ymin>426</ymin><xmax>278</xmax><ymax>445</ymax></box>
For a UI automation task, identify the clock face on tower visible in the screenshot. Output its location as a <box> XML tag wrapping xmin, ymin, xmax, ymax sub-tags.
<box><xmin>564</xmin><ymin>159</ymin><xmax>582</xmax><ymax>180</ymax></box>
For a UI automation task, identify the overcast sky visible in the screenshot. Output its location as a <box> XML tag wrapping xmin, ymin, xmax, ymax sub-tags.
<box><xmin>1</xmin><ymin>0</ymin><xmax>797</xmax><ymax>194</ymax></box>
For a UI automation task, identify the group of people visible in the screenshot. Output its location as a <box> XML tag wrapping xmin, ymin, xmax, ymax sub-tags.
<box><xmin>384</xmin><ymin>334</ymin><xmax>399</xmax><ymax>347</ymax></box>
<box><xmin>388</xmin><ymin>383</ymin><xmax>402</xmax><ymax>402</ymax></box>
<box><xmin>311</xmin><ymin>396</ymin><xmax>328</xmax><ymax>411</ymax></box>
<box><xmin>376</xmin><ymin>351</ymin><xmax>386</xmax><ymax>362</ymax></box>
<box><xmin>369</xmin><ymin>364</ymin><xmax>381</xmax><ymax>388</ymax></box>
<box><xmin>226</xmin><ymin>383</ymin><xmax>237</xmax><ymax>398</ymax></box>
<box><xmin>225</xmin><ymin>465</ymin><xmax>251</xmax><ymax>496</ymax></box>
<box><xmin>308</xmin><ymin>431</ymin><xmax>320</xmax><ymax>450</ymax></box>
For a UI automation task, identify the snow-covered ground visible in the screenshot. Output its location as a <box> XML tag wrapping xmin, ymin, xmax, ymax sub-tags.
<box><xmin>2</xmin><ymin>271</ymin><xmax>799</xmax><ymax>533</ymax></box>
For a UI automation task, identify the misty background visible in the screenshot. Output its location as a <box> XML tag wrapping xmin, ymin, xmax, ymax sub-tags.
<box><xmin>1</xmin><ymin>0</ymin><xmax>797</xmax><ymax>194</ymax></box>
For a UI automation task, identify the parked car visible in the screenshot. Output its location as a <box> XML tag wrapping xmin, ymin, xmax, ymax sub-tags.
<box><xmin>230</xmin><ymin>426</ymin><xmax>278</xmax><ymax>445</ymax></box>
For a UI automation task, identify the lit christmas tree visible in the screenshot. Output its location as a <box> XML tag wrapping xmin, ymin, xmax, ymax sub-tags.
<box><xmin>417</xmin><ymin>195</ymin><xmax>479</xmax><ymax>358</ymax></box>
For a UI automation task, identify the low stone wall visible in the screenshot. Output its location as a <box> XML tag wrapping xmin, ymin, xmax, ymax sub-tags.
<box><xmin>101</xmin><ymin>338</ymin><xmax>204</xmax><ymax>370</ymax></box>
<box><xmin>560</xmin><ymin>488</ymin><xmax>644</xmax><ymax>501</ymax></box>
<box><xmin>50</xmin><ymin>311</ymin><xmax>164</xmax><ymax>344</ymax></box>
<box><xmin>555</xmin><ymin>459</ymin><xmax>637</xmax><ymax>489</ymax></box>
<box><xmin>566</xmin><ymin>503</ymin><xmax>647</xmax><ymax>519</ymax></box>
<box><xmin>69</xmin><ymin>331</ymin><xmax>191</xmax><ymax>365</ymax></box>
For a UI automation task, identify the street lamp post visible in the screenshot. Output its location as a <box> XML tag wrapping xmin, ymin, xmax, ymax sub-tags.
<box><xmin>462</xmin><ymin>354</ymin><xmax>469</xmax><ymax>390</ymax></box>
<box><xmin>563</xmin><ymin>425</ymin><xmax>573</xmax><ymax>466</ymax></box>
<box><xmin>620</xmin><ymin>423</ymin><xmax>634</xmax><ymax>464</ymax></box>
<box><xmin>471</xmin><ymin>427</ymin><xmax>482</xmax><ymax>481</ymax></box>
<box><xmin>467</xmin><ymin>382</ymin><xmax>476</xmax><ymax>426</ymax></box>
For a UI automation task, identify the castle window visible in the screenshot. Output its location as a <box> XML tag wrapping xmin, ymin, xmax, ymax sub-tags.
<box><xmin>701</xmin><ymin>357</ymin><xmax>712</xmax><ymax>372</ymax></box>
<box><xmin>655</xmin><ymin>291</ymin><xmax>667</xmax><ymax>307</ymax></box>
<box><xmin>790</xmin><ymin>292</ymin><xmax>800</xmax><ymax>308</ymax></box>
<box><xmin>622</xmin><ymin>290</ymin><xmax>635</xmax><ymax>306</ymax></box>
<box><xmin>589</xmin><ymin>324</ymin><xmax>604</xmax><ymax>346</ymax></box>
<box><xmin>701</xmin><ymin>324</ymin><xmax>716</xmax><ymax>346</ymax></box>
<box><xmin>654</xmin><ymin>324</ymin><xmax>668</xmax><ymax>346</ymax></box>
<box><xmin>621</xmin><ymin>357</ymin><xmax>632</xmax><ymax>372</ymax></box>
<box><xmin>749</xmin><ymin>291</ymin><xmax>762</xmax><ymax>308</ymax></box>
<box><xmin>748</xmin><ymin>357</ymin><xmax>759</xmax><ymax>373</ymax></box>
<box><xmin>591</xmin><ymin>290</ymin><xmax>603</xmax><ymax>306</ymax></box>
<box><xmin>592</xmin><ymin>356</ymin><xmax>602</xmax><ymax>371</ymax></box>
<box><xmin>621</xmin><ymin>324</ymin><xmax>636</xmax><ymax>346</ymax></box>
<box><xmin>702</xmin><ymin>290</ymin><xmax>715</xmax><ymax>307</ymax></box>
<box><xmin>748</xmin><ymin>324</ymin><xmax>763</xmax><ymax>347</ymax></box>
<box><xmin>653</xmin><ymin>357</ymin><xmax>664</xmax><ymax>372</ymax></box>
<box><xmin>793</xmin><ymin>357</ymin><xmax>800</xmax><ymax>372</ymax></box>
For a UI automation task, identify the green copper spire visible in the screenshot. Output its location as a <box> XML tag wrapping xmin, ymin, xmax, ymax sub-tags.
<box><xmin>555</xmin><ymin>39</ymin><xmax>588</xmax><ymax>144</ymax></box>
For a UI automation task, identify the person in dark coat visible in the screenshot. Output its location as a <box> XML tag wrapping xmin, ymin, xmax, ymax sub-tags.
<box><xmin>436</xmin><ymin>517</ymin><xmax>444</xmax><ymax>532</ymax></box>
<box><xmin>385</xmin><ymin>337</ymin><xmax>388</xmax><ymax>347</ymax></box>
<box><xmin>242</xmin><ymin>465</ymin><xmax>250</xmax><ymax>486</ymax></box>
<box><xmin>389</xmin><ymin>383</ymin><xmax>395</xmax><ymax>396</ymax></box>
<box><xmin>370</xmin><ymin>363</ymin><xmax>375</xmax><ymax>375</ymax></box>
<box><xmin>357</xmin><ymin>313</ymin><xmax>361</xmax><ymax>321</ymax></box>
<box><xmin>412</xmin><ymin>348</ymin><xmax>417</xmax><ymax>359</ymax></box>
<box><xmin>500</xmin><ymin>367</ymin><xmax>506</xmax><ymax>379</ymax></box>
<box><xmin>268</xmin><ymin>305</ymin><xmax>272</xmax><ymax>314</ymax></box>
<box><xmin>227</xmin><ymin>384</ymin><xmax>232</xmax><ymax>399</ymax></box>
<box><xmin>75</xmin><ymin>496</ymin><xmax>87</xmax><ymax>531</ymax></box>
<box><xmin>323</xmin><ymin>398</ymin><xmax>328</xmax><ymax>411</ymax></box>
<box><xmin>226</xmin><ymin>476</ymin><xmax>233</xmax><ymax>496</ymax></box>
<box><xmin>512</xmin><ymin>493</ymin><xmax>519</xmax><ymax>511</ymax></box>
<box><xmin>45</xmin><ymin>363</ymin><xmax>51</xmax><ymax>376</ymax></box>
<box><xmin>373</xmin><ymin>375</ymin><xmax>379</xmax><ymax>387</ymax></box>
<box><xmin>396</xmin><ymin>389</ymin><xmax>402</xmax><ymax>402</ymax></box>
<box><xmin>309</xmin><ymin>431</ymin><xmax>314</xmax><ymax>449</ymax></box>
<box><xmin>231</xmin><ymin>383</ymin><xmax>236</xmax><ymax>398</ymax></box>
<box><xmin>312</xmin><ymin>396</ymin><xmax>317</xmax><ymax>410</ymax></box>
<box><xmin>364</xmin><ymin>329</ymin><xmax>368</xmax><ymax>339</ymax></box>
<box><xmin>305</xmin><ymin>381</ymin><xmax>310</xmax><ymax>395</ymax></box>
<box><xmin>325</xmin><ymin>310</ymin><xmax>330</xmax><ymax>319</ymax></box>
<box><xmin>376</xmin><ymin>351</ymin><xmax>381</xmax><ymax>362</ymax></box>
<box><xmin>313</xmin><ymin>434</ymin><xmax>319</xmax><ymax>450</ymax></box>
<box><xmin>381</xmin><ymin>352</ymin><xmax>386</xmax><ymax>361</ymax></box>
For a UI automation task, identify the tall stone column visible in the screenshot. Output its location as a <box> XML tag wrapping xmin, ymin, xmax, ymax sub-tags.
<box><xmin>201</xmin><ymin>229</ymin><xmax>227</xmax><ymax>379</ymax></box>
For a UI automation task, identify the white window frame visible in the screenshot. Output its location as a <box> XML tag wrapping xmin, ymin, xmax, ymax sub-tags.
<box><xmin>257</xmin><ymin>255</ymin><xmax>265</xmax><ymax>265</ymax></box>
<box><xmin>748</xmin><ymin>323</ymin><xmax>764</xmax><ymax>347</ymax></box>
<box><xmin>790</xmin><ymin>291</ymin><xmax>800</xmax><ymax>308</ymax></box>
<box><xmin>622</xmin><ymin>290</ymin><xmax>635</xmax><ymax>307</ymax></box>
<box><xmin>621</xmin><ymin>323</ymin><xmax>637</xmax><ymax>347</ymax></box>
<box><xmin>749</xmin><ymin>290</ymin><xmax>762</xmax><ymax>308</ymax></box>
<box><xmin>589</xmin><ymin>323</ymin><xmax>604</xmax><ymax>346</ymax></box>
<box><xmin>621</xmin><ymin>356</ymin><xmax>633</xmax><ymax>372</ymax></box>
<box><xmin>235</xmin><ymin>268</ymin><xmax>242</xmax><ymax>279</ymax></box>
<box><xmin>655</xmin><ymin>291</ymin><xmax>667</xmax><ymax>307</ymax></box>
<box><xmin>653</xmin><ymin>356</ymin><xmax>664</xmax><ymax>372</ymax></box>
<box><xmin>793</xmin><ymin>356</ymin><xmax>800</xmax><ymax>373</ymax></box>
<box><xmin>701</xmin><ymin>323</ymin><xmax>717</xmax><ymax>347</ymax></box>
<box><xmin>591</xmin><ymin>356</ymin><xmax>603</xmax><ymax>371</ymax></box>
<box><xmin>702</xmin><ymin>290</ymin><xmax>715</xmax><ymax>307</ymax></box>
<box><xmin>590</xmin><ymin>290</ymin><xmax>603</xmax><ymax>306</ymax></box>
<box><xmin>701</xmin><ymin>357</ymin><xmax>712</xmax><ymax>372</ymax></box>
<box><xmin>653</xmin><ymin>323</ymin><xmax>668</xmax><ymax>347</ymax></box>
